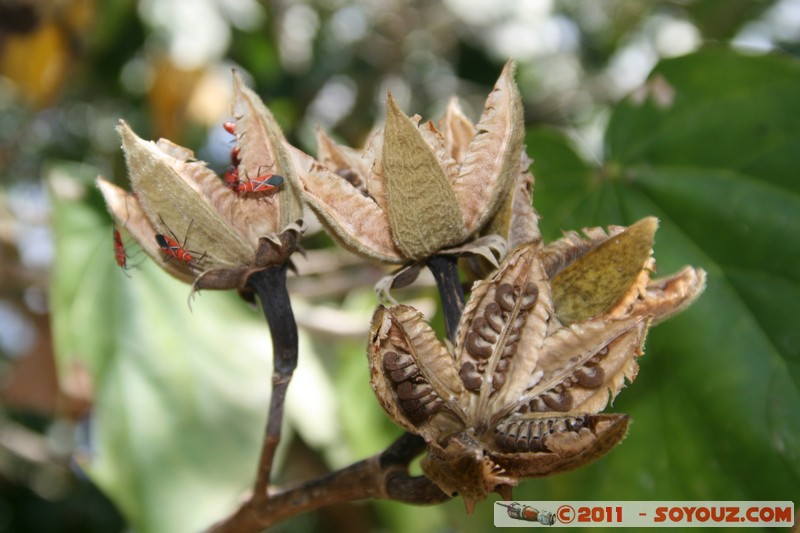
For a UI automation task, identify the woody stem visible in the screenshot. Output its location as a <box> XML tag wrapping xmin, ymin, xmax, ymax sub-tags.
<box><xmin>426</xmin><ymin>255</ymin><xmax>465</xmax><ymax>342</ymax></box>
<box><xmin>209</xmin><ymin>244</ymin><xmax>455</xmax><ymax>532</ymax></box>
<box><xmin>205</xmin><ymin>431</ymin><xmax>447</xmax><ymax>532</ymax></box>
<box><xmin>247</xmin><ymin>264</ymin><xmax>298</xmax><ymax>499</ymax></box>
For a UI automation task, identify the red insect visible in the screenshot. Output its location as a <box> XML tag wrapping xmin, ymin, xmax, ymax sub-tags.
<box><xmin>113</xmin><ymin>227</ymin><xmax>133</xmax><ymax>277</ymax></box>
<box><xmin>223</xmin><ymin>167</ymin><xmax>240</xmax><ymax>191</ymax></box>
<box><xmin>236</xmin><ymin>173</ymin><xmax>284</xmax><ymax>196</ymax></box>
<box><xmin>155</xmin><ymin>219</ymin><xmax>205</xmax><ymax>265</ymax></box>
<box><xmin>155</xmin><ymin>233</ymin><xmax>195</xmax><ymax>262</ymax></box>
<box><xmin>221</xmin><ymin>122</ymin><xmax>242</xmax><ymax>191</ymax></box>
<box><xmin>113</xmin><ymin>228</ymin><xmax>127</xmax><ymax>267</ymax></box>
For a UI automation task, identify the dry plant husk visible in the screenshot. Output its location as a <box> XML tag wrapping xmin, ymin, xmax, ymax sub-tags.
<box><xmin>368</xmin><ymin>218</ymin><xmax>706</xmax><ymax>511</ymax></box>
<box><xmin>98</xmin><ymin>72</ymin><xmax>305</xmax><ymax>295</ymax></box>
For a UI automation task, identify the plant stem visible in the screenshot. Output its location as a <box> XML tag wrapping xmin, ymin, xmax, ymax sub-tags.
<box><xmin>426</xmin><ymin>255</ymin><xmax>465</xmax><ymax>342</ymax></box>
<box><xmin>205</xmin><ymin>432</ymin><xmax>447</xmax><ymax>532</ymax></box>
<box><xmin>246</xmin><ymin>264</ymin><xmax>298</xmax><ymax>498</ymax></box>
<box><xmin>208</xmin><ymin>253</ymin><xmax>466</xmax><ymax>532</ymax></box>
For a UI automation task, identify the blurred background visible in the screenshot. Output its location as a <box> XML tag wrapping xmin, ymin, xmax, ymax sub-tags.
<box><xmin>1</xmin><ymin>0</ymin><xmax>799</xmax><ymax>532</ymax></box>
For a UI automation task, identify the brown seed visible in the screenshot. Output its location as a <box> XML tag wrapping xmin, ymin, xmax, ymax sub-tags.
<box><xmin>403</xmin><ymin>397</ymin><xmax>442</xmax><ymax>422</ymax></box>
<box><xmin>495</xmin><ymin>422</ymin><xmax>518</xmax><ymax>452</ymax></box>
<box><xmin>515</xmin><ymin>422</ymin><xmax>531</xmax><ymax>452</ymax></box>
<box><xmin>390</xmin><ymin>365</ymin><xmax>420</xmax><ymax>382</ymax></box>
<box><xmin>466</xmin><ymin>331</ymin><xmax>494</xmax><ymax>359</ymax></box>
<box><xmin>484</xmin><ymin>303</ymin><xmax>504</xmax><ymax>332</ymax></box>
<box><xmin>505</xmin><ymin>330</ymin><xmax>521</xmax><ymax>345</ymax></box>
<box><xmin>335</xmin><ymin>168</ymin><xmax>362</xmax><ymax>189</ymax></box>
<box><xmin>519</xmin><ymin>283</ymin><xmax>539</xmax><ymax>310</ymax></box>
<box><xmin>397</xmin><ymin>380</ymin><xmax>432</xmax><ymax>400</ymax></box>
<box><xmin>529</xmin><ymin>423</ymin><xmax>547</xmax><ymax>450</ymax></box>
<box><xmin>528</xmin><ymin>398</ymin><xmax>545</xmax><ymax>412</ymax></box>
<box><xmin>542</xmin><ymin>388</ymin><xmax>573</xmax><ymax>412</ymax></box>
<box><xmin>400</xmin><ymin>386</ymin><xmax>443</xmax><ymax>423</ymax></box>
<box><xmin>472</xmin><ymin>316</ymin><xmax>497</xmax><ymax>343</ymax></box>
<box><xmin>459</xmin><ymin>362</ymin><xmax>483</xmax><ymax>391</ymax></box>
<box><xmin>383</xmin><ymin>350</ymin><xmax>414</xmax><ymax>370</ymax></box>
<box><xmin>496</xmin><ymin>283</ymin><xmax>517</xmax><ymax>312</ymax></box>
<box><xmin>502</xmin><ymin>343</ymin><xmax>516</xmax><ymax>357</ymax></box>
<box><xmin>567</xmin><ymin>417</ymin><xmax>586</xmax><ymax>432</ymax></box>
<box><xmin>496</xmin><ymin>430</ymin><xmax>516</xmax><ymax>451</ymax></box>
<box><xmin>574</xmin><ymin>365</ymin><xmax>605</xmax><ymax>388</ymax></box>
<box><xmin>492</xmin><ymin>372</ymin><xmax>506</xmax><ymax>392</ymax></box>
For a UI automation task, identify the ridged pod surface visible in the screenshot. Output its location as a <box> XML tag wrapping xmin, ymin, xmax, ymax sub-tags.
<box><xmin>368</xmin><ymin>219</ymin><xmax>706</xmax><ymax>512</ymax></box>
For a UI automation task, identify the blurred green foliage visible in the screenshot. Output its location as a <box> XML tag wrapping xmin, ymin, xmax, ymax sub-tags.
<box><xmin>2</xmin><ymin>1</ymin><xmax>799</xmax><ymax>532</ymax></box>
<box><xmin>520</xmin><ymin>44</ymin><xmax>800</xmax><ymax>512</ymax></box>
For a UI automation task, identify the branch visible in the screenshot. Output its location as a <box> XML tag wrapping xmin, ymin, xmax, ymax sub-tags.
<box><xmin>246</xmin><ymin>264</ymin><xmax>298</xmax><ymax>498</ymax></box>
<box><xmin>205</xmin><ymin>432</ymin><xmax>448</xmax><ymax>532</ymax></box>
<box><xmin>207</xmin><ymin>254</ymin><xmax>466</xmax><ymax>532</ymax></box>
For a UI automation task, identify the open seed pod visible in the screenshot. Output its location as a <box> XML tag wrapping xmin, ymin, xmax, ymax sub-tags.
<box><xmin>98</xmin><ymin>72</ymin><xmax>305</xmax><ymax>297</ymax></box>
<box><xmin>293</xmin><ymin>61</ymin><xmax>533</xmax><ymax>296</ymax></box>
<box><xmin>368</xmin><ymin>219</ymin><xmax>706</xmax><ymax>511</ymax></box>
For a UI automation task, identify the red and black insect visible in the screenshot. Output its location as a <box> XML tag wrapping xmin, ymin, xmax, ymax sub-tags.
<box><xmin>112</xmin><ymin>190</ymin><xmax>142</xmax><ymax>276</ymax></box>
<box><xmin>223</xmin><ymin>166</ymin><xmax>240</xmax><ymax>191</ymax></box>
<box><xmin>155</xmin><ymin>218</ymin><xmax>205</xmax><ymax>265</ymax></box>
<box><xmin>155</xmin><ymin>233</ymin><xmax>195</xmax><ymax>263</ymax></box>
<box><xmin>113</xmin><ymin>227</ymin><xmax>133</xmax><ymax>276</ymax></box>
<box><xmin>236</xmin><ymin>172</ymin><xmax>284</xmax><ymax>196</ymax></box>
<box><xmin>113</xmin><ymin>228</ymin><xmax>127</xmax><ymax>268</ymax></box>
<box><xmin>113</xmin><ymin>226</ymin><xmax>145</xmax><ymax>276</ymax></box>
<box><xmin>221</xmin><ymin>122</ymin><xmax>242</xmax><ymax>191</ymax></box>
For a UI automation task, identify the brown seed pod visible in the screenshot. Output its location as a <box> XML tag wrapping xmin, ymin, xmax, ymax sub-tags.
<box><xmin>367</xmin><ymin>225</ymin><xmax>706</xmax><ymax>512</ymax></box>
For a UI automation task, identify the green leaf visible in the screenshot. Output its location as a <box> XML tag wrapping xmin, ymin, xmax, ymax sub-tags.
<box><xmin>524</xmin><ymin>47</ymin><xmax>800</xmax><ymax>502</ymax></box>
<box><xmin>607</xmin><ymin>46</ymin><xmax>800</xmax><ymax>194</ymax></box>
<box><xmin>683</xmin><ymin>0</ymin><xmax>776</xmax><ymax>41</ymax></box>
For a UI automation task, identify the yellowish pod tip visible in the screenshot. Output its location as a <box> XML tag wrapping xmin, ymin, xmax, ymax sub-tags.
<box><xmin>552</xmin><ymin>217</ymin><xmax>659</xmax><ymax>324</ymax></box>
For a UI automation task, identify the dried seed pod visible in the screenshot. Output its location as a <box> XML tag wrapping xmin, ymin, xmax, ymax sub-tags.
<box><xmin>368</xmin><ymin>305</ymin><xmax>465</xmax><ymax>445</ymax></box>
<box><xmin>549</xmin><ymin>217</ymin><xmax>658</xmax><ymax>324</ymax></box>
<box><xmin>296</xmin><ymin>60</ymin><xmax>534</xmax><ymax>294</ymax></box>
<box><xmin>98</xmin><ymin>72</ymin><xmax>306</xmax><ymax>294</ymax></box>
<box><xmin>367</xmin><ymin>220</ymin><xmax>706</xmax><ymax>512</ymax></box>
<box><xmin>383</xmin><ymin>93</ymin><xmax>467</xmax><ymax>259</ymax></box>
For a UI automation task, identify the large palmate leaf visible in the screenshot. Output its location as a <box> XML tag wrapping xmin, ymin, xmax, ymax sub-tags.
<box><xmin>511</xmin><ymin>47</ymin><xmax>800</xmax><ymax>509</ymax></box>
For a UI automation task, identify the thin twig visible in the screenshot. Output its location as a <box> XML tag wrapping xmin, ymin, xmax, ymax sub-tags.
<box><xmin>246</xmin><ymin>264</ymin><xmax>298</xmax><ymax>498</ymax></box>
<box><xmin>207</xmin><ymin>255</ymin><xmax>466</xmax><ymax>531</ymax></box>
<box><xmin>206</xmin><ymin>432</ymin><xmax>448</xmax><ymax>532</ymax></box>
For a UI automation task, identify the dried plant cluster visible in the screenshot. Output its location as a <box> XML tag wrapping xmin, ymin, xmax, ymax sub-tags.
<box><xmin>369</xmin><ymin>218</ymin><xmax>705</xmax><ymax>511</ymax></box>
<box><xmin>293</xmin><ymin>62</ymin><xmax>539</xmax><ymax>294</ymax></box>
<box><xmin>98</xmin><ymin>60</ymin><xmax>705</xmax><ymax>524</ymax></box>
<box><xmin>298</xmin><ymin>63</ymin><xmax>527</xmax><ymax>259</ymax></box>
<box><xmin>98</xmin><ymin>73</ymin><xmax>305</xmax><ymax>299</ymax></box>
